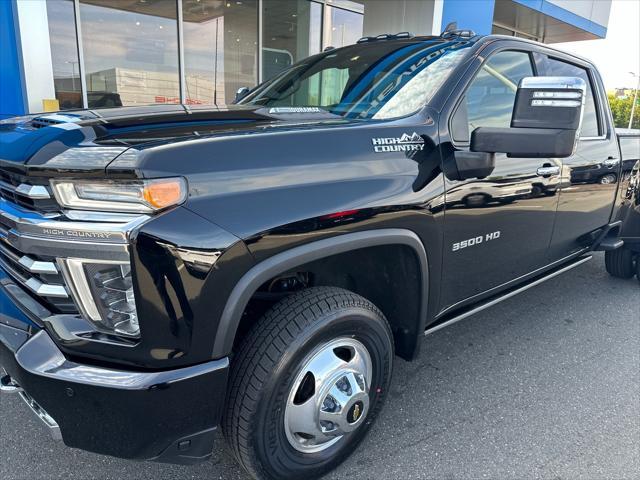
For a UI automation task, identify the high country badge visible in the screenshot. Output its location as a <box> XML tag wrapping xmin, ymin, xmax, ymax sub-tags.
<box><xmin>372</xmin><ymin>132</ymin><xmax>424</xmax><ymax>153</ymax></box>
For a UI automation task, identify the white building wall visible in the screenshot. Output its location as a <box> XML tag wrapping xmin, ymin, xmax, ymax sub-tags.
<box><xmin>589</xmin><ymin>0</ymin><xmax>613</xmax><ymax>27</ymax></box>
<box><xmin>362</xmin><ymin>0</ymin><xmax>439</xmax><ymax>37</ymax></box>
<box><xmin>547</xmin><ymin>0</ymin><xmax>612</xmax><ymax>27</ymax></box>
<box><xmin>15</xmin><ymin>0</ymin><xmax>55</xmax><ymax>113</ymax></box>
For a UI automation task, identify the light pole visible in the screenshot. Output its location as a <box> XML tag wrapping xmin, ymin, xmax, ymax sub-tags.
<box><xmin>629</xmin><ymin>71</ymin><xmax>639</xmax><ymax>129</ymax></box>
<box><xmin>67</xmin><ymin>60</ymin><xmax>78</xmax><ymax>91</ymax></box>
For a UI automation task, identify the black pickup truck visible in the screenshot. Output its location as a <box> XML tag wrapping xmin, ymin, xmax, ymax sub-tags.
<box><xmin>1</xmin><ymin>32</ymin><xmax>639</xmax><ymax>480</ymax></box>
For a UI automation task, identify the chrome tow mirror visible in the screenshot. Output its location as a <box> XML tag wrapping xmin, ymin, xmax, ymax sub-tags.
<box><xmin>472</xmin><ymin>76</ymin><xmax>587</xmax><ymax>158</ymax></box>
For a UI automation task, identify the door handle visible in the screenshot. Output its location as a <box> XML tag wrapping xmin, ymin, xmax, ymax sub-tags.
<box><xmin>536</xmin><ymin>166</ymin><xmax>560</xmax><ymax>177</ymax></box>
<box><xmin>603</xmin><ymin>157</ymin><xmax>619</xmax><ymax>169</ymax></box>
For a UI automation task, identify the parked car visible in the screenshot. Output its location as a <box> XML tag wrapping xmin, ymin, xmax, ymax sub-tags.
<box><xmin>1</xmin><ymin>31</ymin><xmax>638</xmax><ymax>480</ymax></box>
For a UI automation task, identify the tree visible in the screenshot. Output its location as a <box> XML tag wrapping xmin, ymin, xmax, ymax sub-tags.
<box><xmin>607</xmin><ymin>92</ymin><xmax>640</xmax><ymax>129</ymax></box>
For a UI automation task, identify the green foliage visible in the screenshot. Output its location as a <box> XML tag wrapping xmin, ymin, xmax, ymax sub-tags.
<box><xmin>607</xmin><ymin>92</ymin><xmax>640</xmax><ymax>129</ymax></box>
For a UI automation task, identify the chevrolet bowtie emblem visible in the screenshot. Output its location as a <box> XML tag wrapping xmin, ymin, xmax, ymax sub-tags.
<box><xmin>352</xmin><ymin>403</ymin><xmax>361</xmax><ymax>421</ymax></box>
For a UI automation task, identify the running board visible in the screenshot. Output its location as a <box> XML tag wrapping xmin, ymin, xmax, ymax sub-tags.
<box><xmin>592</xmin><ymin>221</ymin><xmax>623</xmax><ymax>251</ymax></box>
<box><xmin>424</xmin><ymin>255</ymin><xmax>592</xmax><ymax>337</ymax></box>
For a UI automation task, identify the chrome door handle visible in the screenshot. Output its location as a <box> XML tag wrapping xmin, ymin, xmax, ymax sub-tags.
<box><xmin>603</xmin><ymin>158</ymin><xmax>619</xmax><ymax>169</ymax></box>
<box><xmin>536</xmin><ymin>166</ymin><xmax>560</xmax><ymax>177</ymax></box>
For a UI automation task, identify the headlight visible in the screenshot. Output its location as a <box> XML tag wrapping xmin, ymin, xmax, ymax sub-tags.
<box><xmin>61</xmin><ymin>259</ymin><xmax>140</xmax><ymax>338</ymax></box>
<box><xmin>51</xmin><ymin>178</ymin><xmax>187</xmax><ymax>213</ymax></box>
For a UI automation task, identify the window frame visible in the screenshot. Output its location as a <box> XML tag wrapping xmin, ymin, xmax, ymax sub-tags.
<box><xmin>447</xmin><ymin>48</ymin><xmax>538</xmax><ymax>148</ymax></box>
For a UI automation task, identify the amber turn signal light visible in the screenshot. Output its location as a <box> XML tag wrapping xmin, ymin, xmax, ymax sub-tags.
<box><xmin>143</xmin><ymin>179</ymin><xmax>187</xmax><ymax>209</ymax></box>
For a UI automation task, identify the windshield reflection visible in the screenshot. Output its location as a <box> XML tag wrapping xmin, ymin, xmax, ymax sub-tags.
<box><xmin>240</xmin><ymin>40</ymin><xmax>472</xmax><ymax>120</ymax></box>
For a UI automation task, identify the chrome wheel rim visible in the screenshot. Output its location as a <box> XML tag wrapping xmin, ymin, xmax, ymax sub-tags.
<box><xmin>601</xmin><ymin>174</ymin><xmax>615</xmax><ymax>184</ymax></box>
<box><xmin>284</xmin><ymin>337</ymin><xmax>372</xmax><ymax>453</ymax></box>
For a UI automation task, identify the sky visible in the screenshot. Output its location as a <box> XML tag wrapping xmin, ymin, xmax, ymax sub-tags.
<box><xmin>555</xmin><ymin>0</ymin><xmax>640</xmax><ymax>91</ymax></box>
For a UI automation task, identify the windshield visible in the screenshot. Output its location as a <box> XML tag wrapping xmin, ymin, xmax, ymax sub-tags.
<box><xmin>240</xmin><ymin>40</ymin><xmax>471</xmax><ymax>120</ymax></box>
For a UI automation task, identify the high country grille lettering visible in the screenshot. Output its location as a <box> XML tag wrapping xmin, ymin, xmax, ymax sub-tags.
<box><xmin>41</xmin><ymin>228</ymin><xmax>115</xmax><ymax>240</ymax></box>
<box><xmin>372</xmin><ymin>132</ymin><xmax>425</xmax><ymax>153</ymax></box>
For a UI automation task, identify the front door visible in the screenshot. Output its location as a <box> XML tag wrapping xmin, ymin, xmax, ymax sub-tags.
<box><xmin>438</xmin><ymin>48</ymin><xmax>560</xmax><ymax>313</ymax></box>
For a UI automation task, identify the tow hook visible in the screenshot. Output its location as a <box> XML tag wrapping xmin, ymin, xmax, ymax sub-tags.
<box><xmin>0</xmin><ymin>374</ymin><xmax>23</xmax><ymax>394</ymax></box>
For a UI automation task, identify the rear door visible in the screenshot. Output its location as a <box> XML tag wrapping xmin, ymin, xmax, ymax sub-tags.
<box><xmin>438</xmin><ymin>45</ymin><xmax>560</xmax><ymax>313</ymax></box>
<box><xmin>541</xmin><ymin>56</ymin><xmax>621</xmax><ymax>260</ymax></box>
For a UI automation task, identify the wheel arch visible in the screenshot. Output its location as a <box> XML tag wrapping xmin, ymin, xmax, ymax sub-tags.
<box><xmin>212</xmin><ymin>229</ymin><xmax>429</xmax><ymax>361</ymax></box>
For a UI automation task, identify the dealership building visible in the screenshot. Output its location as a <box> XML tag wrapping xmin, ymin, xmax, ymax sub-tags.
<box><xmin>0</xmin><ymin>0</ymin><xmax>612</xmax><ymax>118</ymax></box>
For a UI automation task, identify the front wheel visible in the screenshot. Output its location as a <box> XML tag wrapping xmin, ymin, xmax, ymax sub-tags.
<box><xmin>224</xmin><ymin>287</ymin><xmax>394</xmax><ymax>480</ymax></box>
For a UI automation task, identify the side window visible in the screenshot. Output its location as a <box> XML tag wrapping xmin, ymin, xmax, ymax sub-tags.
<box><xmin>451</xmin><ymin>50</ymin><xmax>534</xmax><ymax>142</ymax></box>
<box><xmin>619</xmin><ymin>137</ymin><xmax>640</xmax><ymax>162</ymax></box>
<box><xmin>545</xmin><ymin>58</ymin><xmax>600</xmax><ymax>137</ymax></box>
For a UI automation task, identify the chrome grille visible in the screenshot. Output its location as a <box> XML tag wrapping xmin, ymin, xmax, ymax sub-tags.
<box><xmin>0</xmin><ymin>216</ymin><xmax>78</xmax><ymax>315</ymax></box>
<box><xmin>0</xmin><ymin>193</ymin><xmax>138</xmax><ymax>329</ymax></box>
<box><xmin>0</xmin><ymin>171</ymin><xmax>59</xmax><ymax>212</ymax></box>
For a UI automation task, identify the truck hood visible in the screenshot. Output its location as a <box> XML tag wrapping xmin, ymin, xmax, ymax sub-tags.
<box><xmin>0</xmin><ymin>105</ymin><xmax>354</xmax><ymax>178</ymax></box>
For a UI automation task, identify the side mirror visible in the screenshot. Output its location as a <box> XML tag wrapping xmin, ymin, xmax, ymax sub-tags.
<box><xmin>471</xmin><ymin>76</ymin><xmax>586</xmax><ymax>158</ymax></box>
<box><xmin>234</xmin><ymin>86</ymin><xmax>251</xmax><ymax>103</ymax></box>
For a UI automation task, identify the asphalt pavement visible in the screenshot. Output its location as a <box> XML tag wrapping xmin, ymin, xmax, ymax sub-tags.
<box><xmin>1</xmin><ymin>252</ymin><xmax>639</xmax><ymax>480</ymax></box>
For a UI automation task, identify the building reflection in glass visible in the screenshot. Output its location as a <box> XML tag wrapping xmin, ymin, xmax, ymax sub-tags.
<box><xmin>46</xmin><ymin>0</ymin><xmax>368</xmax><ymax>109</ymax></box>
<box><xmin>46</xmin><ymin>0</ymin><xmax>83</xmax><ymax>110</ymax></box>
<box><xmin>262</xmin><ymin>1</ymin><xmax>323</xmax><ymax>81</ymax></box>
<box><xmin>79</xmin><ymin>0</ymin><xmax>180</xmax><ymax>108</ymax></box>
<box><xmin>183</xmin><ymin>0</ymin><xmax>258</xmax><ymax>105</ymax></box>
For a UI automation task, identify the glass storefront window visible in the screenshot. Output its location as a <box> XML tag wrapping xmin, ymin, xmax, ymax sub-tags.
<box><xmin>323</xmin><ymin>4</ymin><xmax>364</xmax><ymax>49</ymax></box>
<box><xmin>79</xmin><ymin>0</ymin><xmax>180</xmax><ymax>108</ymax></box>
<box><xmin>326</xmin><ymin>0</ymin><xmax>364</xmax><ymax>13</ymax></box>
<box><xmin>262</xmin><ymin>0</ymin><xmax>322</xmax><ymax>82</ymax></box>
<box><xmin>317</xmin><ymin>3</ymin><xmax>363</xmax><ymax>109</ymax></box>
<box><xmin>492</xmin><ymin>25</ymin><xmax>514</xmax><ymax>36</ymax></box>
<box><xmin>46</xmin><ymin>0</ymin><xmax>83</xmax><ymax>110</ymax></box>
<box><xmin>183</xmin><ymin>0</ymin><xmax>257</xmax><ymax>105</ymax></box>
<box><xmin>52</xmin><ymin>0</ymin><xmax>366</xmax><ymax>109</ymax></box>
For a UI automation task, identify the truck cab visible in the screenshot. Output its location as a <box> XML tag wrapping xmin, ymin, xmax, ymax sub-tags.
<box><xmin>0</xmin><ymin>32</ymin><xmax>637</xmax><ymax>480</ymax></box>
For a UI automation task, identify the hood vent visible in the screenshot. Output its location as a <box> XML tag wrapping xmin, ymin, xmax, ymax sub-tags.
<box><xmin>31</xmin><ymin>114</ymin><xmax>81</xmax><ymax>129</ymax></box>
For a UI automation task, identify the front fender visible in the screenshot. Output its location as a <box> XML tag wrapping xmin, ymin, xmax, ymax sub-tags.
<box><xmin>211</xmin><ymin>229</ymin><xmax>429</xmax><ymax>359</ymax></box>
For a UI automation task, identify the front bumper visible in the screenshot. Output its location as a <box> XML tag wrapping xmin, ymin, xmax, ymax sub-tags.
<box><xmin>0</xmin><ymin>282</ymin><xmax>229</xmax><ymax>464</ymax></box>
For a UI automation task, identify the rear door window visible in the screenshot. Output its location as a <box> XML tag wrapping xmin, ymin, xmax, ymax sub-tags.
<box><xmin>545</xmin><ymin>57</ymin><xmax>600</xmax><ymax>138</ymax></box>
<box><xmin>619</xmin><ymin>136</ymin><xmax>640</xmax><ymax>162</ymax></box>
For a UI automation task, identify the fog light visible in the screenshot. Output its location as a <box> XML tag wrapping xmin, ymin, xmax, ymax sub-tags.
<box><xmin>61</xmin><ymin>259</ymin><xmax>140</xmax><ymax>338</ymax></box>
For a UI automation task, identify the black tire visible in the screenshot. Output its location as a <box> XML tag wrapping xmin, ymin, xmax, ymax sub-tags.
<box><xmin>636</xmin><ymin>256</ymin><xmax>640</xmax><ymax>283</ymax></box>
<box><xmin>604</xmin><ymin>248</ymin><xmax>636</xmax><ymax>279</ymax></box>
<box><xmin>223</xmin><ymin>287</ymin><xmax>394</xmax><ymax>480</ymax></box>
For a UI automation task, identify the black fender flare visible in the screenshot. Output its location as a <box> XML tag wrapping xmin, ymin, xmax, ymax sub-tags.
<box><xmin>212</xmin><ymin>228</ymin><xmax>429</xmax><ymax>358</ymax></box>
